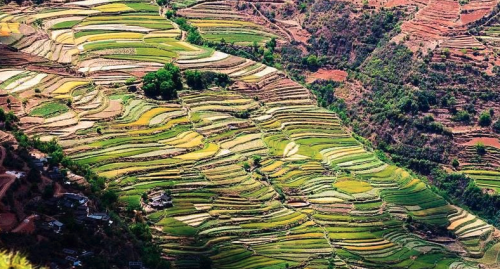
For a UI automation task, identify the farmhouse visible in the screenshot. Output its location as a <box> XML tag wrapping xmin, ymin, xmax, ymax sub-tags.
<box><xmin>149</xmin><ymin>192</ymin><xmax>172</xmax><ymax>209</ymax></box>
<box><xmin>59</xmin><ymin>193</ymin><xmax>88</xmax><ymax>209</ymax></box>
<box><xmin>48</xmin><ymin>220</ymin><xmax>64</xmax><ymax>234</ymax></box>
<box><xmin>86</xmin><ymin>212</ymin><xmax>112</xmax><ymax>226</ymax></box>
<box><xmin>6</xmin><ymin>171</ymin><xmax>25</xmax><ymax>179</ymax></box>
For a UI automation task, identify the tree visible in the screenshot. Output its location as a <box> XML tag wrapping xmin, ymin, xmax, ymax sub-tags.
<box><xmin>452</xmin><ymin>110</ymin><xmax>470</xmax><ymax>123</ymax></box>
<box><xmin>476</xmin><ymin>142</ymin><xmax>486</xmax><ymax>155</ymax></box>
<box><xmin>479</xmin><ymin>110</ymin><xmax>492</xmax><ymax>127</ymax></box>
<box><xmin>27</xmin><ymin>168</ymin><xmax>41</xmax><ymax>183</ymax></box>
<box><xmin>243</xmin><ymin>162</ymin><xmax>250</xmax><ymax>172</ymax></box>
<box><xmin>299</xmin><ymin>2</ymin><xmax>307</xmax><ymax>12</ymax></box>
<box><xmin>101</xmin><ymin>190</ymin><xmax>118</xmax><ymax>206</ymax></box>
<box><xmin>493</xmin><ymin>120</ymin><xmax>500</xmax><ymax>133</ymax></box>
<box><xmin>306</xmin><ymin>55</ymin><xmax>319</xmax><ymax>69</ymax></box>
<box><xmin>130</xmin><ymin>223</ymin><xmax>152</xmax><ymax>241</ymax></box>
<box><xmin>185</xmin><ymin>70</ymin><xmax>231</xmax><ymax>90</ymax></box>
<box><xmin>43</xmin><ymin>184</ymin><xmax>55</xmax><ymax>199</ymax></box>
<box><xmin>184</xmin><ymin>70</ymin><xmax>203</xmax><ymax>90</ymax></box>
<box><xmin>265</xmin><ymin>37</ymin><xmax>277</xmax><ymax>51</ymax></box>
<box><xmin>252</xmin><ymin>155</ymin><xmax>261</xmax><ymax>167</ymax></box>
<box><xmin>263</xmin><ymin>50</ymin><xmax>274</xmax><ymax>65</ymax></box>
<box><xmin>166</xmin><ymin>9</ymin><xmax>174</xmax><ymax>19</ymax></box>
<box><xmin>156</xmin><ymin>0</ymin><xmax>169</xmax><ymax>6</ymax></box>
<box><xmin>142</xmin><ymin>63</ymin><xmax>182</xmax><ymax>100</ymax></box>
<box><xmin>187</xmin><ymin>28</ymin><xmax>203</xmax><ymax>45</ymax></box>
<box><xmin>451</xmin><ymin>158</ymin><xmax>459</xmax><ymax>168</ymax></box>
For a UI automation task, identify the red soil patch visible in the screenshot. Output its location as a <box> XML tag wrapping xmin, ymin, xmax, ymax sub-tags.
<box><xmin>307</xmin><ymin>69</ymin><xmax>348</xmax><ymax>83</ymax></box>
<box><xmin>461</xmin><ymin>10</ymin><xmax>490</xmax><ymax>25</ymax></box>
<box><xmin>463</xmin><ymin>137</ymin><xmax>500</xmax><ymax>149</ymax></box>
<box><xmin>399</xmin><ymin>0</ymin><xmax>463</xmax><ymax>47</ymax></box>
<box><xmin>385</xmin><ymin>0</ymin><xmax>420</xmax><ymax>8</ymax></box>
<box><xmin>460</xmin><ymin>0</ymin><xmax>497</xmax><ymax>25</ymax></box>
<box><xmin>0</xmin><ymin>212</ymin><xmax>17</xmax><ymax>231</ymax></box>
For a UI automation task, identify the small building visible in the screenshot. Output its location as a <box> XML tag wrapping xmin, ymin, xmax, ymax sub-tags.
<box><xmin>48</xmin><ymin>167</ymin><xmax>63</xmax><ymax>181</ymax></box>
<box><xmin>149</xmin><ymin>192</ymin><xmax>172</xmax><ymax>209</ymax></box>
<box><xmin>31</xmin><ymin>156</ymin><xmax>49</xmax><ymax>171</ymax></box>
<box><xmin>49</xmin><ymin>220</ymin><xmax>64</xmax><ymax>233</ymax></box>
<box><xmin>74</xmin><ymin>205</ymin><xmax>89</xmax><ymax>217</ymax></box>
<box><xmin>80</xmin><ymin>250</ymin><xmax>94</xmax><ymax>258</ymax></box>
<box><xmin>59</xmin><ymin>193</ymin><xmax>88</xmax><ymax>209</ymax></box>
<box><xmin>86</xmin><ymin>212</ymin><xmax>112</xmax><ymax>226</ymax></box>
<box><xmin>129</xmin><ymin>261</ymin><xmax>143</xmax><ymax>269</ymax></box>
<box><xmin>62</xmin><ymin>249</ymin><xmax>77</xmax><ymax>255</ymax></box>
<box><xmin>65</xmin><ymin>256</ymin><xmax>81</xmax><ymax>267</ymax></box>
<box><xmin>6</xmin><ymin>171</ymin><xmax>26</xmax><ymax>179</ymax></box>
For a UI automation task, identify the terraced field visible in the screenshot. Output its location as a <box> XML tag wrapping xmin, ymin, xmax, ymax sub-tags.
<box><xmin>1</xmin><ymin>0</ymin><xmax>500</xmax><ymax>268</ymax></box>
<box><xmin>177</xmin><ymin>1</ymin><xmax>289</xmax><ymax>45</ymax></box>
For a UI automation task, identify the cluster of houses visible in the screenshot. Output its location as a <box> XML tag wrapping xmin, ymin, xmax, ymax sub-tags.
<box><xmin>31</xmin><ymin>155</ymin><xmax>64</xmax><ymax>181</ymax></box>
<box><xmin>42</xmin><ymin>193</ymin><xmax>112</xmax><ymax>234</ymax></box>
<box><xmin>48</xmin><ymin>249</ymin><xmax>94</xmax><ymax>269</ymax></box>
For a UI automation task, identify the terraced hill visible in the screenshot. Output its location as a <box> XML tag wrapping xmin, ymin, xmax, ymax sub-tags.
<box><xmin>1</xmin><ymin>0</ymin><xmax>500</xmax><ymax>268</ymax></box>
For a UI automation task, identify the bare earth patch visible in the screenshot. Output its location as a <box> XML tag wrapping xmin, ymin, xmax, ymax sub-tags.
<box><xmin>463</xmin><ymin>137</ymin><xmax>500</xmax><ymax>149</ymax></box>
<box><xmin>307</xmin><ymin>69</ymin><xmax>348</xmax><ymax>83</ymax></box>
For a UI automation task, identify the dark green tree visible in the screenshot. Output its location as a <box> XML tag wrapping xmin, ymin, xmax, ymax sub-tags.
<box><xmin>476</xmin><ymin>142</ymin><xmax>486</xmax><ymax>155</ymax></box>
<box><xmin>187</xmin><ymin>28</ymin><xmax>203</xmax><ymax>44</ymax></box>
<box><xmin>142</xmin><ymin>63</ymin><xmax>182</xmax><ymax>99</ymax></box>
<box><xmin>263</xmin><ymin>50</ymin><xmax>274</xmax><ymax>65</ymax></box>
<box><xmin>479</xmin><ymin>110</ymin><xmax>492</xmax><ymax>127</ymax></box>
<box><xmin>493</xmin><ymin>120</ymin><xmax>500</xmax><ymax>133</ymax></box>
<box><xmin>184</xmin><ymin>70</ymin><xmax>203</xmax><ymax>90</ymax></box>
<box><xmin>265</xmin><ymin>37</ymin><xmax>277</xmax><ymax>51</ymax></box>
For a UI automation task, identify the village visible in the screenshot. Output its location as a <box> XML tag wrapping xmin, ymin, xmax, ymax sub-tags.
<box><xmin>0</xmin><ymin>140</ymin><xmax>161</xmax><ymax>268</ymax></box>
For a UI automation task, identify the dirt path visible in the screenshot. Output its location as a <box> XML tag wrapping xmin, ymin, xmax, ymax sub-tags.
<box><xmin>0</xmin><ymin>174</ymin><xmax>16</xmax><ymax>201</ymax></box>
<box><xmin>248</xmin><ymin>2</ymin><xmax>293</xmax><ymax>42</ymax></box>
<box><xmin>0</xmin><ymin>146</ymin><xmax>6</xmax><ymax>166</ymax></box>
<box><xmin>11</xmin><ymin>214</ymin><xmax>36</xmax><ymax>234</ymax></box>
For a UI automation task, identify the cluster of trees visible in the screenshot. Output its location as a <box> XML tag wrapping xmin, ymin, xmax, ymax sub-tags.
<box><xmin>174</xmin><ymin>17</ymin><xmax>203</xmax><ymax>45</ymax></box>
<box><xmin>184</xmin><ymin>70</ymin><xmax>231</xmax><ymax>90</ymax></box>
<box><xmin>142</xmin><ymin>62</ymin><xmax>234</xmax><ymax>98</ymax></box>
<box><xmin>433</xmin><ymin>170</ymin><xmax>500</xmax><ymax>227</ymax></box>
<box><xmin>0</xmin><ymin>108</ymin><xmax>19</xmax><ymax>131</ymax></box>
<box><xmin>142</xmin><ymin>63</ymin><xmax>182</xmax><ymax>100</ymax></box>
<box><xmin>306</xmin><ymin>3</ymin><xmax>402</xmax><ymax>69</ymax></box>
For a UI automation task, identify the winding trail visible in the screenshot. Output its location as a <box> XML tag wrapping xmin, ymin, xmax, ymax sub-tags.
<box><xmin>248</xmin><ymin>2</ymin><xmax>293</xmax><ymax>43</ymax></box>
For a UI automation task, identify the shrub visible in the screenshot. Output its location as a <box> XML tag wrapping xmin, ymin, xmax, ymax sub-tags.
<box><xmin>125</xmin><ymin>77</ymin><xmax>136</xmax><ymax>85</ymax></box>
<box><xmin>493</xmin><ymin>120</ymin><xmax>500</xmax><ymax>133</ymax></box>
<box><xmin>166</xmin><ymin>9</ymin><xmax>174</xmax><ymax>19</ymax></box>
<box><xmin>243</xmin><ymin>162</ymin><xmax>250</xmax><ymax>171</ymax></box>
<box><xmin>263</xmin><ymin>50</ymin><xmax>274</xmax><ymax>65</ymax></box>
<box><xmin>476</xmin><ymin>142</ymin><xmax>486</xmax><ymax>155</ymax></box>
<box><xmin>187</xmin><ymin>28</ymin><xmax>203</xmax><ymax>45</ymax></box>
<box><xmin>452</xmin><ymin>110</ymin><xmax>470</xmax><ymax>123</ymax></box>
<box><xmin>306</xmin><ymin>55</ymin><xmax>319</xmax><ymax>70</ymax></box>
<box><xmin>442</xmin><ymin>48</ymin><xmax>451</xmax><ymax>58</ymax></box>
<box><xmin>184</xmin><ymin>70</ymin><xmax>231</xmax><ymax>90</ymax></box>
<box><xmin>478</xmin><ymin>110</ymin><xmax>492</xmax><ymax>127</ymax></box>
<box><xmin>252</xmin><ymin>155</ymin><xmax>261</xmax><ymax>167</ymax></box>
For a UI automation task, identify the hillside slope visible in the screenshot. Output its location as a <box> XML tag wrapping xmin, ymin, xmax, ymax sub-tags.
<box><xmin>0</xmin><ymin>0</ymin><xmax>500</xmax><ymax>268</ymax></box>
